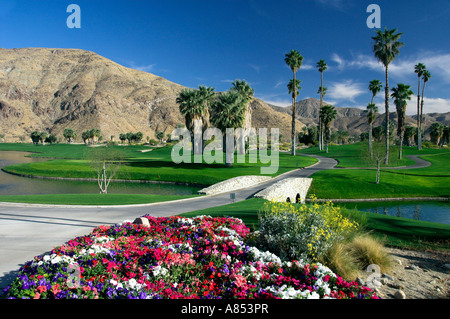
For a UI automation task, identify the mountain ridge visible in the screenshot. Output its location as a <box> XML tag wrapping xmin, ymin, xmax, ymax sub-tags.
<box><xmin>269</xmin><ymin>97</ymin><xmax>450</xmax><ymax>137</ymax></box>
<box><xmin>0</xmin><ymin>48</ymin><xmax>448</xmax><ymax>143</ymax></box>
<box><xmin>0</xmin><ymin>47</ymin><xmax>301</xmax><ymax>143</ymax></box>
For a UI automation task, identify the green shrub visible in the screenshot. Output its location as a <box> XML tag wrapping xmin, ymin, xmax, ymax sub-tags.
<box><xmin>255</xmin><ymin>198</ymin><xmax>359</xmax><ymax>262</ymax></box>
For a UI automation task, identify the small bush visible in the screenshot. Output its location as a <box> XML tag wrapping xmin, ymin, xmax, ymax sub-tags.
<box><xmin>256</xmin><ymin>198</ymin><xmax>359</xmax><ymax>262</ymax></box>
<box><xmin>321</xmin><ymin>241</ymin><xmax>360</xmax><ymax>281</ymax></box>
<box><xmin>323</xmin><ymin>233</ymin><xmax>392</xmax><ymax>281</ymax></box>
<box><xmin>347</xmin><ymin>234</ymin><xmax>393</xmax><ymax>273</ymax></box>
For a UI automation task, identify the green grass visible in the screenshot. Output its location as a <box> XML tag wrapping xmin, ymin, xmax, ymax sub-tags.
<box><xmin>0</xmin><ymin>193</ymin><xmax>198</xmax><ymax>206</ymax></box>
<box><xmin>0</xmin><ymin>143</ymin><xmax>151</xmax><ymax>159</ymax></box>
<box><xmin>1</xmin><ymin>143</ymin><xmax>318</xmax><ymax>186</ymax></box>
<box><xmin>298</xmin><ymin>143</ymin><xmax>448</xmax><ymax>168</ymax></box>
<box><xmin>180</xmin><ymin>198</ymin><xmax>450</xmax><ymax>251</ymax></box>
<box><xmin>310</xmin><ymin>168</ymin><xmax>449</xmax><ymax>199</ymax></box>
<box><xmin>298</xmin><ymin>143</ymin><xmax>450</xmax><ymax>199</ymax></box>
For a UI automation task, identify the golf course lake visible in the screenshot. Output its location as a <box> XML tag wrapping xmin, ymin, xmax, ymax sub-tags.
<box><xmin>339</xmin><ymin>201</ymin><xmax>450</xmax><ymax>225</ymax></box>
<box><xmin>0</xmin><ymin>151</ymin><xmax>201</xmax><ymax>196</ymax></box>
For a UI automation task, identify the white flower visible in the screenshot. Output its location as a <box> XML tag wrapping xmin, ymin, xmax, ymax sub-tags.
<box><xmin>152</xmin><ymin>266</ymin><xmax>168</xmax><ymax>277</ymax></box>
<box><xmin>127</xmin><ymin>278</ymin><xmax>137</xmax><ymax>289</ymax></box>
<box><xmin>307</xmin><ymin>291</ymin><xmax>320</xmax><ymax>299</ymax></box>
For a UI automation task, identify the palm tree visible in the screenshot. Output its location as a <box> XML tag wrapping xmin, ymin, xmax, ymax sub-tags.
<box><xmin>404</xmin><ymin>126</ymin><xmax>416</xmax><ymax>146</ymax></box>
<box><xmin>177</xmin><ymin>86</ymin><xmax>214</xmax><ymax>154</ymax></box>
<box><xmin>430</xmin><ymin>122</ymin><xmax>444</xmax><ymax>146</ymax></box>
<box><xmin>319</xmin><ymin>105</ymin><xmax>337</xmax><ymax>153</ymax></box>
<box><xmin>414</xmin><ymin>63</ymin><xmax>426</xmax><ymax>149</ymax></box>
<box><xmin>372</xmin><ymin>27</ymin><xmax>404</xmax><ymax>164</ymax></box>
<box><xmin>230</xmin><ymin>80</ymin><xmax>254</xmax><ymax>154</ymax></box>
<box><xmin>285</xmin><ymin>50</ymin><xmax>304</xmax><ymax>155</ymax></box>
<box><xmin>366</xmin><ymin>103</ymin><xmax>379</xmax><ymax>157</ymax></box>
<box><xmin>442</xmin><ymin>125</ymin><xmax>450</xmax><ymax>146</ymax></box>
<box><xmin>317</xmin><ymin>85</ymin><xmax>328</xmax><ymax>150</ymax></box>
<box><xmin>211</xmin><ymin>90</ymin><xmax>247</xmax><ymax>167</ymax></box>
<box><xmin>369</xmin><ymin>79</ymin><xmax>383</xmax><ymax>104</ymax></box>
<box><xmin>419</xmin><ymin>69</ymin><xmax>431</xmax><ymax>149</ymax></box>
<box><xmin>391</xmin><ymin>83</ymin><xmax>414</xmax><ymax>159</ymax></box>
<box><xmin>230</xmin><ymin>79</ymin><xmax>254</xmax><ymax>103</ymax></box>
<box><xmin>317</xmin><ymin>59</ymin><xmax>328</xmax><ymax>151</ymax></box>
<box><xmin>288</xmin><ymin>79</ymin><xmax>302</xmax><ymax>112</ymax></box>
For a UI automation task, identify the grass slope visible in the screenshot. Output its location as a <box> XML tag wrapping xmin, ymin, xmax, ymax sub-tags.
<box><xmin>0</xmin><ymin>143</ymin><xmax>318</xmax><ymax>186</ymax></box>
<box><xmin>299</xmin><ymin>144</ymin><xmax>450</xmax><ymax>199</ymax></box>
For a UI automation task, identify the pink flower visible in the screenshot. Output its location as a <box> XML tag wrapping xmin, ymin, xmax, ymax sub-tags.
<box><xmin>234</xmin><ymin>275</ymin><xmax>247</xmax><ymax>288</ymax></box>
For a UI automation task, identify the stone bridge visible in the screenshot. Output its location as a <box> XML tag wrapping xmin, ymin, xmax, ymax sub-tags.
<box><xmin>253</xmin><ymin>178</ymin><xmax>313</xmax><ymax>204</ymax></box>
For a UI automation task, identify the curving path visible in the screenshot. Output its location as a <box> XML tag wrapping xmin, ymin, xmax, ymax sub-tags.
<box><xmin>0</xmin><ymin>153</ymin><xmax>432</xmax><ymax>290</ymax></box>
<box><xmin>0</xmin><ymin>154</ymin><xmax>337</xmax><ymax>290</ymax></box>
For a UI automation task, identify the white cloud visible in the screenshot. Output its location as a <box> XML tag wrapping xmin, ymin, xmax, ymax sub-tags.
<box><xmin>328</xmin><ymin>80</ymin><xmax>365</xmax><ymax>102</ymax></box>
<box><xmin>331</xmin><ymin>51</ymin><xmax>450</xmax><ymax>83</ymax></box>
<box><xmin>248</xmin><ymin>64</ymin><xmax>261</xmax><ymax>73</ymax></box>
<box><xmin>274</xmin><ymin>80</ymin><xmax>285</xmax><ymax>89</ymax></box>
<box><xmin>405</xmin><ymin>97</ymin><xmax>450</xmax><ymax>115</ymax></box>
<box><xmin>256</xmin><ymin>94</ymin><xmax>291</xmax><ymax>107</ymax></box>
<box><xmin>301</xmin><ymin>64</ymin><xmax>314</xmax><ymax>71</ymax></box>
<box><xmin>314</xmin><ymin>0</ymin><xmax>345</xmax><ymax>10</ymax></box>
<box><xmin>127</xmin><ymin>62</ymin><xmax>156</xmax><ymax>72</ymax></box>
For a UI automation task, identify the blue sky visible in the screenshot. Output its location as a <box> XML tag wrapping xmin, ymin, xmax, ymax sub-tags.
<box><xmin>1</xmin><ymin>0</ymin><xmax>449</xmax><ymax>114</ymax></box>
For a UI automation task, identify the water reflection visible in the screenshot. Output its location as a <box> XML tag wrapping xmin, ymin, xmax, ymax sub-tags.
<box><xmin>340</xmin><ymin>201</ymin><xmax>450</xmax><ymax>225</ymax></box>
<box><xmin>0</xmin><ymin>151</ymin><xmax>200</xmax><ymax>196</ymax></box>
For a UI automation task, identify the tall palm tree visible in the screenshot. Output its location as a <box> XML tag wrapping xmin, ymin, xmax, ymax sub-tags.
<box><xmin>285</xmin><ymin>50</ymin><xmax>304</xmax><ymax>156</ymax></box>
<box><xmin>372</xmin><ymin>27</ymin><xmax>404</xmax><ymax>164</ymax></box>
<box><xmin>319</xmin><ymin>104</ymin><xmax>337</xmax><ymax>153</ymax></box>
<box><xmin>366</xmin><ymin>103</ymin><xmax>379</xmax><ymax>157</ymax></box>
<box><xmin>414</xmin><ymin>63</ymin><xmax>426</xmax><ymax>149</ymax></box>
<box><xmin>317</xmin><ymin>59</ymin><xmax>328</xmax><ymax>151</ymax></box>
<box><xmin>288</xmin><ymin>79</ymin><xmax>302</xmax><ymax>110</ymax></box>
<box><xmin>391</xmin><ymin>83</ymin><xmax>414</xmax><ymax>159</ymax></box>
<box><xmin>419</xmin><ymin>69</ymin><xmax>431</xmax><ymax>149</ymax></box>
<box><xmin>211</xmin><ymin>90</ymin><xmax>247</xmax><ymax>167</ymax></box>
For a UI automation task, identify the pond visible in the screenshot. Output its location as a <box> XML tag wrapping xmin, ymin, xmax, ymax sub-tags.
<box><xmin>339</xmin><ymin>201</ymin><xmax>450</xmax><ymax>226</ymax></box>
<box><xmin>0</xmin><ymin>151</ymin><xmax>201</xmax><ymax>196</ymax></box>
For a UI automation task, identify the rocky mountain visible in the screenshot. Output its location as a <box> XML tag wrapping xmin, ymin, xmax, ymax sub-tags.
<box><xmin>0</xmin><ymin>47</ymin><xmax>301</xmax><ymax>143</ymax></box>
<box><xmin>271</xmin><ymin>98</ymin><xmax>450</xmax><ymax>137</ymax></box>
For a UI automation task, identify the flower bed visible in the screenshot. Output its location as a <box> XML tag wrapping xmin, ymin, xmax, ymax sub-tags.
<box><xmin>2</xmin><ymin>215</ymin><xmax>379</xmax><ymax>299</ymax></box>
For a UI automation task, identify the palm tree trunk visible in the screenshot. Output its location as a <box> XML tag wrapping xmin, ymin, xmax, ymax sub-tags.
<box><xmin>319</xmin><ymin>72</ymin><xmax>324</xmax><ymax>151</ymax></box>
<box><xmin>417</xmin><ymin>78</ymin><xmax>421</xmax><ymax>149</ymax></box>
<box><xmin>369</xmin><ymin>122</ymin><xmax>373</xmax><ymax>157</ymax></box>
<box><xmin>291</xmin><ymin>72</ymin><xmax>296</xmax><ymax>156</ymax></box>
<box><xmin>384</xmin><ymin>65</ymin><xmax>390</xmax><ymax>165</ymax></box>
<box><xmin>419</xmin><ymin>82</ymin><xmax>427</xmax><ymax>150</ymax></box>
<box><xmin>399</xmin><ymin>131</ymin><xmax>404</xmax><ymax>160</ymax></box>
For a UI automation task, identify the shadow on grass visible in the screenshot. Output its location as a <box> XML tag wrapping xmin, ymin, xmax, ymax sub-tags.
<box><xmin>366</xmin><ymin>215</ymin><xmax>450</xmax><ymax>250</ymax></box>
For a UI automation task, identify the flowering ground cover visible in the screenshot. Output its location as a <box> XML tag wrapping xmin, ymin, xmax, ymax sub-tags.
<box><xmin>2</xmin><ymin>215</ymin><xmax>379</xmax><ymax>299</ymax></box>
